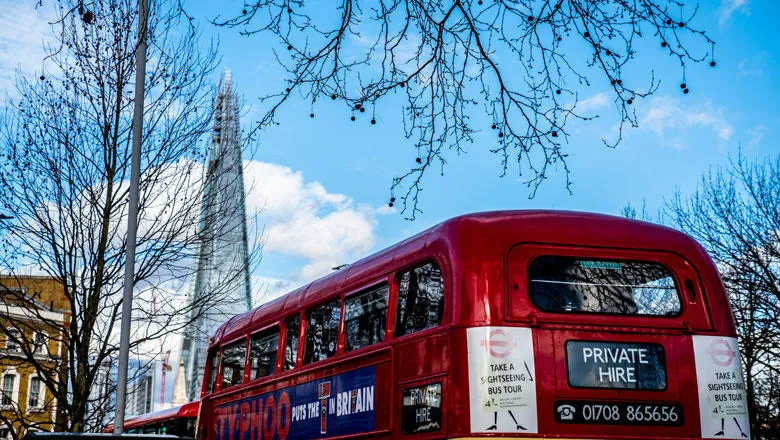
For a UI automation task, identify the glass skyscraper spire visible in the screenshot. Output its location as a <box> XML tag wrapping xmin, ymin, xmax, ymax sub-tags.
<box><xmin>178</xmin><ymin>71</ymin><xmax>252</xmax><ymax>401</ymax></box>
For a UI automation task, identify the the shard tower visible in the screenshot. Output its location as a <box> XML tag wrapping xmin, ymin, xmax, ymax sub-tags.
<box><xmin>178</xmin><ymin>71</ymin><xmax>252</xmax><ymax>401</ymax></box>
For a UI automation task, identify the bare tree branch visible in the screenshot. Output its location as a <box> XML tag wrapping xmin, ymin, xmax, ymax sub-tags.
<box><xmin>209</xmin><ymin>0</ymin><xmax>715</xmax><ymax>219</ymax></box>
<box><xmin>666</xmin><ymin>151</ymin><xmax>780</xmax><ymax>438</ymax></box>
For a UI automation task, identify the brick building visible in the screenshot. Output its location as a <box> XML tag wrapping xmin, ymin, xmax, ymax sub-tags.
<box><xmin>0</xmin><ymin>276</ymin><xmax>69</xmax><ymax>439</ymax></box>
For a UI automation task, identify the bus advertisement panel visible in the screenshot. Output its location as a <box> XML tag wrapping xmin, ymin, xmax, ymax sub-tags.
<box><xmin>214</xmin><ymin>366</ymin><xmax>375</xmax><ymax>440</ymax></box>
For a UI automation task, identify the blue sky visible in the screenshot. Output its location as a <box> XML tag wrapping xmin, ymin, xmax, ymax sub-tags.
<box><xmin>1</xmin><ymin>0</ymin><xmax>778</xmax><ymax>305</ymax></box>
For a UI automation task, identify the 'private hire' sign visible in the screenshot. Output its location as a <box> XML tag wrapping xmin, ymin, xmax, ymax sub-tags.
<box><xmin>566</xmin><ymin>341</ymin><xmax>667</xmax><ymax>390</ymax></box>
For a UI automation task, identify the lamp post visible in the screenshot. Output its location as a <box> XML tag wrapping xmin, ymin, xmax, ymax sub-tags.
<box><xmin>114</xmin><ymin>0</ymin><xmax>148</xmax><ymax>434</ymax></box>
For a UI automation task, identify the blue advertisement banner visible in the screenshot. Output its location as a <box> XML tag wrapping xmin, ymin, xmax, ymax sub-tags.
<box><xmin>214</xmin><ymin>365</ymin><xmax>376</xmax><ymax>440</ymax></box>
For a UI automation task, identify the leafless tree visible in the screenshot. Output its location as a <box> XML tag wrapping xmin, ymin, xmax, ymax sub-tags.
<box><xmin>0</xmin><ymin>0</ymin><xmax>259</xmax><ymax>434</ymax></box>
<box><xmin>667</xmin><ymin>153</ymin><xmax>780</xmax><ymax>438</ymax></box>
<box><xmin>208</xmin><ymin>0</ymin><xmax>715</xmax><ymax>218</ymax></box>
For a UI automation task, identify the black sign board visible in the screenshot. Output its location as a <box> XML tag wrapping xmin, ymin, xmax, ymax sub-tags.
<box><xmin>554</xmin><ymin>400</ymin><xmax>684</xmax><ymax>426</ymax></box>
<box><xmin>402</xmin><ymin>383</ymin><xmax>442</xmax><ymax>434</ymax></box>
<box><xmin>566</xmin><ymin>341</ymin><xmax>667</xmax><ymax>390</ymax></box>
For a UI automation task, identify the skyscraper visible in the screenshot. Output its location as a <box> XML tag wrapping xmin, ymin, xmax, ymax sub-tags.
<box><xmin>178</xmin><ymin>71</ymin><xmax>252</xmax><ymax>401</ymax></box>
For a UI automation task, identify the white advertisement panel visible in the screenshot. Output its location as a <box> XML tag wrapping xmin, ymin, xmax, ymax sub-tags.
<box><xmin>467</xmin><ymin>326</ymin><xmax>538</xmax><ymax>434</ymax></box>
<box><xmin>692</xmin><ymin>335</ymin><xmax>750</xmax><ymax>439</ymax></box>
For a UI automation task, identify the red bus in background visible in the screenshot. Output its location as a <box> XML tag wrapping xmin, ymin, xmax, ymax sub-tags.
<box><xmin>105</xmin><ymin>401</ymin><xmax>199</xmax><ymax>436</ymax></box>
<box><xmin>195</xmin><ymin>211</ymin><xmax>750</xmax><ymax>439</ymax></box>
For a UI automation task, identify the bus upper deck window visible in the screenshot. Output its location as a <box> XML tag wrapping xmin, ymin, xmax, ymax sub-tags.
<box><xmin>304</xmin><ymin>299</ymin><xmax>341</xmax><ymax>364</ymax></box>
<box><xmin>529</xmin><ymin>256</ymin><xmax>681</xmax><ymax>316</ymax></box>
<box><xmin>282</xmin><ymin>316</ymin><xmax>300</xmax><ymax>371</ymax></box>
<box><xmin>250</xmin><ymin>327</ymin><xmax>280</xmax><ymax>380</ymax></box>
<box><xmin>395</xmin><ymin>261</ymin><xmax>444</xmax><ymax>337</ymax></box>
<box><xmin>220</xmin><ymin>340</ymin><xmax>247</xmax><ymax>389</ymax></box>
<box><xmin>345</xmin><ymin>283</ymin><xmax>389</xmax><ymax>352</ymax></box>
<box><xmin>206</xmin><ymin>350</ymin><xmax>219</xmax><ymax>394</ymax></box>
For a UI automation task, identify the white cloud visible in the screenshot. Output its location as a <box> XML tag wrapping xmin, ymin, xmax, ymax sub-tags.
<box><xmin>577</xmin><ymin>92</ymin><xmax>610</xmax><ymax>113</ymax></box>
<box><xmin>737</xmin><ymin>52</ymin><xmax>767</xmax><ymax>77</ymax></box>
<box><xmin>0</xmin><ymin>2</ymin><xmax>54</xmax><ymax>93</ymax></box>
<box><xmin>252</xmin><ymin>275</ymin><xmax>296</xmax><ymax>306</ymax></box>
<box><xmin>637</xmin><ymin>96</ymin><xmax>734</xmax><ymax>148</ymax></box>
<box><xmin>719</xmin><ymin>0</ymin><xmax>750</xmax><ymax>28</ymax></box>
<box><xmin>243</xmin><ymin>161</ymin><xmax>382</xmax><ymax>289</ymax></box>
<box><xmin>747</xmin><ymin>124</ymin><xmax>766</xmax><ymax>147</ymax></box>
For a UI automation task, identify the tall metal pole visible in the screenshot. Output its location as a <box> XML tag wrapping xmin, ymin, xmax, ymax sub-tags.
<box><xmin>114</xmin><ymin>0</ymin><xmax>148</xmax><ymax>434</ymax></box>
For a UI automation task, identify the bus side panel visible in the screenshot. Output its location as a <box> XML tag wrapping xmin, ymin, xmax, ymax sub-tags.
<box><xmin>394</xmin><ymin>331</ymin><xmax>450</xmax><ymax>382</ymax></box>
<box><xmin>447</xmin><ymin>327</ymin><xmax>470</xmax><ymax>439</ymax></box>
<box><xmin>393</xmin><ymin>331</ymin><xmax>450</xmax><ymax>437</ymax></box>
<box><xmin>533</xmin><ymin>328</ymin><xmax>557</xmax><ymax>437</ymax></box>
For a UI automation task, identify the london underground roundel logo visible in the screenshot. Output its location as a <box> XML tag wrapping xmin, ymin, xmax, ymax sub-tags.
<box><xmin>480</xmin><ymin>328</ymin><xmax>515</xmax><ymax>358</ymax></box>
<box><xmin>707</xmin><ymin>338</ymin><xmax>736</xmax><ymax>367</ymax></box>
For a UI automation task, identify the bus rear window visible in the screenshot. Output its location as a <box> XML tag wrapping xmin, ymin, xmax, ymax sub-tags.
<box><xmin>528</xmin><ymin>256</ymin><xmax>681</xmax><ymax>316</ymax></box>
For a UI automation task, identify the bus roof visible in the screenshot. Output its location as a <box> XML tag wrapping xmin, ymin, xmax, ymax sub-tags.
<box><xmin>211</xmin><ymin>210</ymin><xmax>715</xmax><ymax>346</ymax></box>
<box><xmin>120</xmin><ymin>400</ymin><xmax>200</xmax><ymax>430</ymax></box>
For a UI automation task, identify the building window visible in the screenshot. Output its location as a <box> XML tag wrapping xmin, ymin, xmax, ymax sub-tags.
<box><xmin>1</xmin><ymin>374</ymin><xmax>16</xmax><ymax>407</ymax></box>
<box><xmin>28</xmin><ymin>376</ymin><xmax>43</xmax><ymax>409</ymax></box>
<box><xmin>282</xmin><ymin>316</ymin><xmax>300</xmax><ymax>371</ymax></box>
<box><xmin>249</xmin><ymin>328</ymin><xmax>279</xmax><ymax>380</ymax></box>
<box><xmin>6</xmin><ymin>329</ymin><xmax>21</xmax><ymax>352</ymax></box>
<box><xmin>133</xmin><ymin>375</ymin><xmax>153</xmax><ymax>415</ymax></box>
<box><xmin>345</xmin><ymin>284</ymin><xmax>389</xmax><ymax>352</ymax></box>
<box><xmin>220</xmin><ymin>341</ymin><xmax>246</xmax><ymax>389</ymax></box>
<box><xmin>32</xmin><ymin>332</ymin><xmax>47</xmax><ymax>355</ymax></box>
<box><xmin>395</xmin><ymin>262</ymin><xmax>445</xmax><ymax>337</ymax></box>
<box><xmin>0</xmin><ymin>427</ymin><xmax>9</xmax><ymax>440</ymax></box>
<box><xmin>304</xmin><ymin>299</ymin><xmax>341</xmax><ymax>365</ymax></box>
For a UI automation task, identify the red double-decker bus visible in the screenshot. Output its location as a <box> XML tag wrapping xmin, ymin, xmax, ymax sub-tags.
<box><xmin>105</xmin><ymin>401</ymin><xmax>200</xmax><ymax>436</ymax></box>
<box><xmin>195</xmin><ymin>211</ymin><xmax>749</xmax><ymax>440</ymax></box>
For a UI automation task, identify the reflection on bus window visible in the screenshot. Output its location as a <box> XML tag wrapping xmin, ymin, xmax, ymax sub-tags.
<box><xmin>207</xmin><ymin>351</ymin><xmax>218</xmax><ymax>394</ymax></box>
<box><xmin>304</xmin><ymin>299</ymin><xmax>341</xmax><ymax>364</ymax></box>
<box><xmin>184</xmin><ymin>418</ymin><xmax>196</xmax><ymax>437</ymax></box>
<box><xmin>283</xmin><ymin>316</ymin><xmax>300</xmax><ymax>371</ymax></box>
<box><xmin>529</xmin><ymin>256</ymin><xmax>681</xmax><ymax>316</ymax></box>
<box><xmin>395</xmin><ymin>262</ymin><xmax>444</xmax><ymax>337</ymax></box>
<box><xmin>250</xmin><ymin>327</ymin><xmax>279</xmax><ymax>380</ymax></box>
<box><xmin>220</xmin><ymin>340</ymin><xmax>246</xmax><ymax>388</ymax></box>
<box><xmin>345</xmin><ymin>284</ymin><xmax>389</xmax><ymax>352</ymax></box>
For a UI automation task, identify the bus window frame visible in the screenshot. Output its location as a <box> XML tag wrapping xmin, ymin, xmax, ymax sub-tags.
<box><xmin>248</xmin><ymin>323</ymin><xmax>282</xmax><ymax>380</ymax></box>
<box><xmin>218</xmin><ymin>336</ymin><xmax>249</xmax><ymax>390</ymax></box>
<box><xmin>392</xmin><ymin>259</ymin><xmax>447</xmax><ymax>340</ymax></box>
<box><xmin>203</xmin><ymin>347</ymin><xmax>221</xmax><ymax>396</ymax></box>
<box><xmin>279</xmin><ymin>313</ymin><xmax>304</xmax><ymax>372</ymax></box>
<box><xmin>506</xmin><ymin>243</ymin><xmax>714</xmax><ymax>331</ymax></box>
<box><xmin>342</xmin><ymin>280</ymin><xmax>391</xmax><ymax>354</ymax></box>
<box><xmin>302</xmin><ymin>297</ymin><xmax>344</xmax><ymax>365</ymax></box>
<box><xmin>527</xmin><ymin>255</ymin><xmax>684</xmax><ymax>318</ymax></box>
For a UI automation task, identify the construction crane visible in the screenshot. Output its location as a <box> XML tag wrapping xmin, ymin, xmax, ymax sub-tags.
<box><xmin>160</xmin><ymin>350</ymin><xmax>171</xmax><ymax>407</ymax></box>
